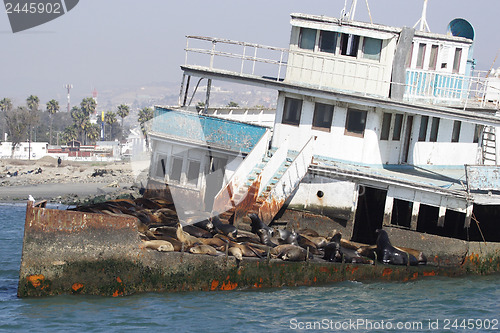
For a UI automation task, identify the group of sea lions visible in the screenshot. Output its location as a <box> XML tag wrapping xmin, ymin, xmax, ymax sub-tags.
<box><xmin>70</xmin><ymin>198</ymin><xmax>426</xmax><ymax>265</ymax></box>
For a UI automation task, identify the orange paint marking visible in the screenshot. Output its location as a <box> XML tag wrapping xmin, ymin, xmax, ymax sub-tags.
<box><xmin>220</xmin><ymin>280</ymin><xmax>238</xmax><ymax>290</ymax></box>
<box><xmin>72</xmin><ymin>283</ymin><xmax>84</xmax><ymax>292</ymax></box>
<box><xmin>411</xmin><ymin>272</ymin><xmax>418</xmax><ymax>280</ymax></box>
<box><xmin>423</xmin><ymin>271</ymin><xmax>436</xmax><ymax>276</ymax></box>
<box><xmin>382</xmin><ymin>268</ymin><xmax>393</xmax><ymax>276</ymax></box>
<box><xmin>27</xmin><ymin>274</ymin><xmax>45</xmax><ymax>288</ymax></box>
<box><xmin>313</xmin><ymin>277</ymin><xmax>317</xmax><ymax>282</ymax></box>
<box><xmin>210</xmin><ymin>280</ymin><xmax>219</xmax><ymax>291</ymax></box>
<box><xmin>112</xmin><ymin>290</ymin><xmax>123</xmax><ymax>297</ymax></box>
<box><xmin>116</xmin><ymin>277</ymin><xmax>122</xmax><ymax>283</ymax></box>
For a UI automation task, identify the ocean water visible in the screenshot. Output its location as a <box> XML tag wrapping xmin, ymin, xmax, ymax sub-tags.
<box><xmin>0</xmin><ymin>203</ymin><xmax>498</xmax><ymax>332</ymax></box>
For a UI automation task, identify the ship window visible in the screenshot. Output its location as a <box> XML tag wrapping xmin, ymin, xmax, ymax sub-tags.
<box><xmin>362</xmin><ymin>37</ymin><xmax>382</xmax><ymax>61</ymax></box>
<box><xmin>391</xmin><ymin>199</ymin><xmax>413</xmax><ymax>228</ymax></box>
<box><xmin>345</xmin><ymin>108</ymin><xmax>367</xmax><ymax>137</ymax></box>
<box><xmin>429</xmin><ymin>117</ymin><xmax>440</xmax><ymax>142</ymax></box>
<box><xmin>453</xmin><ymin>48</ymin><xmax>462</xmax><ymax>73</ymax></box>
<box><xmin>451</xmin><ymin>120</ymin><xmax>461</xmax><ymax>142</ymax></box>
<box><xmin>187</xmin><ymin>160</ymin><xmax>201</xmax><ymax>186</ymax></box>
<box><xmin>282</xmin><ymin>97</ymin><xmax>303</xmax><ymax>126</ymax></box>
<box><xmin>312</xmin><ymin>103</ymin><xmax>334</xmax><ymax>131</ymax></box>
<box><xmin>418</xmin><ymin>116</ymin><xmax>429</xmax><ymax>141</ymax></box>
<box><xmin>340</xmin><ymin>33</ymin><xmax>359</xmax><ymax>57</ymax></box>
<box><xmin>319</xmin><ymin>30</ymin><xmax>337</xmax><ymax>54</ymax></box>
<box><xmin>392</xmin><ymin>114</ymin><xmax>403</xmax><ymax>141</ymax></box>
<box><xmin>473</xmin><ymin>125</ymin><xmax>483</xmax><ymax>143</ymax></box>
<box><xmin>380</xmin><ymin>113</ymin><xmax>392</xmax><ymax>140</ymax></box>
<box><xmin>170</xmin><ymin>157</ymin><xmax>183</xmax><ymax>182</ymax></box>
<box><xmin>429</xmin><ymin>45</ymin><xmax>439</xmax><ymax>70</ymax></box>
<box><xmin>155</xmin><ymin>155</ymin><xmax>167</xmax><ymax>178</ymax></box>
<box><xmin>416</xmin><ymin>43</ymin><xmax>426</xmax><ymax>69</ymax></box>
<box><xmin>298</xmin><ymin>28</ymin><xmax>317</xmax><ymax>50</ymax></box>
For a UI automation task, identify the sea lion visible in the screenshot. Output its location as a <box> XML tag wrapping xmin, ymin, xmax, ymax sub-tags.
<box><xmin>228</xmin><ymin>247</ymin><xmax>243</xmax><ymax>260</ymax></box>
<box><xmin>193</xmin><ymin>218</ymin><xmax>214</xmax><ymax>232</ymax></box>
<box><xmin>257</xmin><ymin>229</ymin><xmax>278</xmax><ymax>247</ymax></box>
<box><xmin>298</xmin><ymin>228</ymin><xmax>320</xmax><ymax>238</ymax></box>
<box><xmin>297</xmin><ymin>235</ymin><xmax>322</xmax><ymax>255</ymax></box>
<box><xmin>211</xmin><ymin>215</ymin><xmax>237</xmax><ymax>238</ymax></box>
<box><xmin>189</xmin><ymin>244</ymin><xmax>217</xmax><ymax>256</ymax></box>
<box><xmin>143</xmin><ymin>240</ymin><xmax>174</xmax><ymax>252</ymax></box>
<box><xmin>200</xmin><ymin>237</ymin><xmax>227</xmax><ymax>250</ymax></box>
<box><xmin>323</xmin><ymin>232</ymin><xmax>343</xmax><ymax>262</ymax></box>
<box><xmin>183</xmin><ymin>224</ymin><xmax>213</xmax><ymax>238</ymax></box>
<box><xmin>176</xmin><ymin>223</ymin><xmax>201</xmax><ymax>247</ymax></box>
<box><xmin>152</xmin><ymin>226</ymin><xmax>177</xmax><ymax>238</ymax></box>
<box><xmin>375</xmin><ymin>229</ymin><xmax>418</xmax><ymax>266</ymax></box>
<box><xmin>249</xmin><ymin>213</ymin><xmax>271</xmax><ymax>235</ymax></box>
<box><xmin>275</xmin><ymin>245</ymin><xmax>311</xmax><ymax>261</ymax></box>
<box><xmin>273</xmin><ymin>228</ymin><xmax>299</xmax><ymax>246</ymax></box>
<box><xmin>394</xmin><ymin>246</ymin><xmax>427</xmax><ymax>265</ymax></box>
<box><xmin>153</xmin><ymin>234</ymin><xmax>183</xmax><ymax>251</ymax></box>
<box><xmin>301</xmin><ymin>234</ymin><xmax>328</xmax><ymax>249</ymax></box>
<box><xmin>226</xmin><ymin>241</ymin><xmax>263</xmax><ymax>258</ymax></box>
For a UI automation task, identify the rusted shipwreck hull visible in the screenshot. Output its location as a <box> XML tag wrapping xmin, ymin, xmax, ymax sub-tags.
<box><xmin>18</xmin><ymin>201</ymin><xmax>500</xmax><ymax>297</ymax></box>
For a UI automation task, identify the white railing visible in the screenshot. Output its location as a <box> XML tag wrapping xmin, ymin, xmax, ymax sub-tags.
<box><xmin>258</xmin><ymin>138</ymin><xmax>289</xmax><ymax>196</ymax></box>
<box><xmin>184</xmin><ymin>36</ymin><xmax>497</xmax><ymax>108</ymax></box>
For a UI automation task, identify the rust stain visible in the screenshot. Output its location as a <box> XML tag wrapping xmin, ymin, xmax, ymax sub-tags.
<box><xmin>382</xmin><ymin>268</ymin><xmax>393</xmax><ymax>276</ymax></box>
<box><xmin>27</xmin><ymin>274</ymin><xmax>45</xmax><ymax>288</ymax></box>
<box><xmin>220</xmin><ymin>280</ymin><xmax>238</xmax><ymax>290</ymax></box>
<box><xmin>72</xmin><ymin>283</ymin><xmax>84</xmax><ymax>293</ymax></box>
<box><xmin>112</xmin><ymin>290</ymin><xmax>123</xmax><ymax>297</ymax></box>
<box><xmin>350</xmin><ymin>267</ymin><xmax>359</xmax><ymax>274</ymax></box>
<box><xmin>423</xmin><ymin>271</ymin><xmax>436</xmax><ymax>276</ymax></box>
<box><xmin>411</xmin><ymin>272</ymin><xmax>418</xmax><ymax>280</ymax></box>
<box><xmin>319</xmin><ymin>267</ymin><xmax>329</xmax><ymax>273</ymax></box>
<box><xmin>116</xmin><ymin>277</ymin><xmax>122</xmax><ymax>283</ymax></box>
<box><xmin>313</xmin><ymin>277</ymin><xmax>317</xmax><ymax>282</ymax></box>
<box><xmin>210</xmin><ymin>280</ymin><xmax>219</xmax><ymax>291</ymax></box>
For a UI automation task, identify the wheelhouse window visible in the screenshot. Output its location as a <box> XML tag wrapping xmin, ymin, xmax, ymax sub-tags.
<box><xmin>418</xmin><ymin>116</ymin><xmax>429</xmax><ymax>141</ymax></box>
<box><xmin>451</xmin><ymin>120</ymin><xmax>461</xmax><ymax>142</ymax></box>
<box><xmin>299</xmin><ymin>28</ymin><xmax>317</xmax><ymax>50</ymax></box>
<box><xmin>170</xmin><ymin>157</ymin><xmax>183</xmax><ymax>182</ymax></box>
<box><xmin>345</xmin><ymin>108</ymin><xmax>367</xmax><ymax>137</ymax></box>
<box><xmin>392</xmin><ymin>114</ymin><xmax>403</xmax><ymax>141</ymax></box>
<box><xmin>340</xmin><ymin>33</ymin><xmax>359</xmax><ymax>57</ymax></box>
<box><xmin>453</xmin><ymin>48</ymin><xmax>462</xmax><ymax>73</ymax></box>
<box><xmin>429</xmin><ymin>117</ymin><xmax>440</xmax><ymax>142</ymax></box>
<box><xmin>282</xmin><ymin>97</ymin><xmax>303</xmax><ymax>126</ymax></box>
<box><xmin>312</xmin><ymin>103</ymin><xmax>334</xmax><ymax>131</ymax></box>
<box><xmin>380</xmin><ymin>113</ymin><xmax>392</xmax><ymax>140</ymax></box>
<box><xmin>156</xmin><ymin>155</ymin><xmax>167</xmax><ymax>178</ymax></box>
<box><xmin>319</xmin><ymin>30</ymin><xmax>337</xmax><ymax>54</ymax></box>
<box><xmin>429</xmin><ymin>45</ymin><xmax>439</xmax><ymax>70</ymax></box>
<box><xmin>416</xmin><ymin>43</ymin><xmax>426</xmax><ymax>69</ymax></box>
<box><xmin>362</xmin><ymin>37</ymin><xmax>382</xmax><ymax>61</ymax></box>
<box><xmin>187</xmin><ymin>160</ymin><xmax>201</xmax><ymax>186</ymax></box>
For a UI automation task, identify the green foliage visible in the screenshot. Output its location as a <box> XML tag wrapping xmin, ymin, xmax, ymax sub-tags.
<box><xmin>80</xmin><ymin>97</ymin><xmax>97</xmax><ymax>117</ymax></box>
<box><xmin>26</xmin><ymin>95</ymin><xmax>40</xmax><ymax>112</ymax></box>
<box><xmin>117</xmin><ymin>104</ymin><xmax>130</xmax><ymax>129</ymax></box>
<box><xmin>138</xmin><ymin>107</ymin><xmax>153</xmax><ymax>148</ymax></box>
<box><xmin>227</xmin><ymin>101</ymin><xmax>239</xmax><ymax>107</ymax></box>
<box><xmin>0</xmin><ymin>98</ymin><xmax>13</xmax><ymax>112</ymax></box>
<box><xmin>4</xmin><ymin>106</ymin><xmax>30</xmax><ymax>156</ymax></box>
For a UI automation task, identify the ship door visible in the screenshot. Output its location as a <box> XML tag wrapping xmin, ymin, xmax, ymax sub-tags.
<box><xmin>204</xmin><ymin>156</ymin><xmax>227</xmax><ymax>211</ymax></box>
<box><xmin>352</xmin><ymin>185</ymin><xmax>387</xmax><ymax>244</ymax></box>
<box><xmin>401</xmin><ymin>115</ymin><xmax>414</xmax><ymax>164</ymax></box>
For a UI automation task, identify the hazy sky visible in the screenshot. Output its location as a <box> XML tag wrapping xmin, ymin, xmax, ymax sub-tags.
<box><xmin>1</xmin><ymin>0</ymin><xmax>498</xmax><ymax>106</ymax></box>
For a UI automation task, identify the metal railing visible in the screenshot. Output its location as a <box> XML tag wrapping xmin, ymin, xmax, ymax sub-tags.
<box><xmin>184</xmin><ymin>35</ymin><xmax>498</xmax><ymax>108</ymax></box>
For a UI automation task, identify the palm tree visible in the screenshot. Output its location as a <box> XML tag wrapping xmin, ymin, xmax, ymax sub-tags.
<box><xmin>138</xmin><ymin>107</ymin><xmax>154</xmax><ymax>149</ymax></box>
<box><xmin>104</xmin><ymin>111</ymin><xmax>117</xmax><ymax>140</ymax></box>
<box><xmin>26</xmin><ymin>95</ymin><xmax>40</xmax><ymax>159</ymax></box>
<box><xmin>80</xmin><ymin>97</ymin><xmax>96</xmax><ymax>118</ymax></box>
<box><xmin>70</xmin><ymin>106</ymin><xmax>88</xmax><ymax>143</ymax></box>
<box><xmin>0</xmin><ymin>98</ymin><xmax>13</xmax><ymax>142</ymax></box>
<box><xmin>4</xmin><ymin>106</ymin><xmax>30</xmax><ymax>157</ymax></box>
<box><xmin>62</xmin><ymin>125</ymin><xmax>78</xmax><ymax>144</ymax></box>
<box><xmin>117</xmin><ymin>104</ymin><xmax>130</xmax><ymax>130</ymax></box>
<box><xmin>86</xmin><ymin>123</ymin><xmax>100</xmax><ymax>144</ymax></box>
<box><xmin>46</xmin><ymin>99</ymin><xmax>59</xmax><ymax>145</ymax></box>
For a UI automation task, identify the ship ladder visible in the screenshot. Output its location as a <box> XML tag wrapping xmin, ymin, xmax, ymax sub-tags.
<box><xmin>481</xmin><ymin>126</ymin><xmax>497</xmax><ymax>165</ymax></box>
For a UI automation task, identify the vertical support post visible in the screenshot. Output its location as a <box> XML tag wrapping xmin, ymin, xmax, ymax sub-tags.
<box><xmin>183</xmin><ymin>76</ymin><xmax>191</xmax><ymax>107</ymax></box>
<box><xmin>178</xmin><ymin>73</ymin><xmax>186</xmax><ymax>107</ymax></box>
<box><xmin>252</xmin><ymin>47</ymin><xmax>257</xmax><ymax>75</ymax></box>
<box><xmin>204</xmin><ymin>79</ymin><xmax>212</xmax><ymax>114</ymax></box>
<box><xmin>383</xmin><ymin>196</ymin><xmax>394</xmax><ymax>226</ymax></box>
<box><xmin>240</xmin><ymin>45</ymin><xmax>246</xmax><ymax>74</ymax></box>
<box><xmin>210</xmin><ymin>41</ymin><xmax>216</xmax><ymax>69</ymax></box>
<box><xmin>410</xmin><ymin>201</ymin><xmax>420</xmax><ymax>231</ymax></box>
<box><xmin>464</xmin><ymin>204</ymin><xmax>473</xmax><ymax>228</ymax></box>
<box><xmin>437</xmin><ymin>206</ymin><xmax>446</xmax><ymax>227</ymax></box>
<box><xmin>277</xmin><ymin>51</ymin><xmax>284</xmax><ymax>81</ymax></box>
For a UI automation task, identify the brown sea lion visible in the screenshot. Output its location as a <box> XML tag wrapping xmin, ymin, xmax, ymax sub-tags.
<box><xmin>189</xmin><ymin>244</ymin><xmax>217</xmax><ymax>255</ymax></box>
<box><xmin>183</xmin><ymin>225</ymin><xmax>213</xmax><ymax>238</ymax></box>
<box><xmin>301</xmin><ymin>234</ymin><xmax>328</xmax><ymax>249</ymax></box>
<box><xmin>200</xmin><ymin>237</ymin><xmax>227</xmax><ymax>250</ymax></box>
<box><xmin>228</xmin><ymin>247</ymin><xmax>243</xmax><ymax>260</ymax></box>
<box><xmin>176</xmin><ymin>223</ymin><xmax>201</xmax><ymax>247</ymax></box>
<box><xmin>298</xmin><ymin>228</ymin><xmax>320</xmax><ymax>237</ymax></box>
<box><xmin>297</xmin><ymin>235</ymin><xmax>321</xmax><ymax>255</ymax></box>
<box><xmin>143</xmin><ymin>240</ymin><xmax>174</xmax><ymax>252</ymax></box>
<box><xmin>153</xmin><ymin>234</ymin><xmax>183</xmax><ymax>251</ymax></box>
<box><xmin>152</xmin><ymin>226</ymin><xmax>177</xmax><ymax>238</ymax></box>
<box><xmin>376</xmin><ymin>229</ymin><xmax>418</xmax><ymax>266</ymax></box>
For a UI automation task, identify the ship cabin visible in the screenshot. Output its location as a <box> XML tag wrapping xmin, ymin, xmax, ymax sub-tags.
<box><xmin>149</xmin><ymin>11</ymin><xmax>500</xmax><ymax>253</ymax></box>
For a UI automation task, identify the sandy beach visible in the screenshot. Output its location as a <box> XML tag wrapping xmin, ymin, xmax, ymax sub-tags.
<box><xmin>0</xmin><ymin>157</ymin><xmax>145</xmax><ymax>204</ymax></box>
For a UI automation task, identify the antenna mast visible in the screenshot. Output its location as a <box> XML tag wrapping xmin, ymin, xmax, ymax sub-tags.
<box><xmin>414</xmin><ymin>0</ymin><xmax>431</xmax><ymax>32</ymax></box>
<box><xmin>64</xmin><ymin>84</ymin><xmax>73</xmax><ymax>112</ymax></box>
